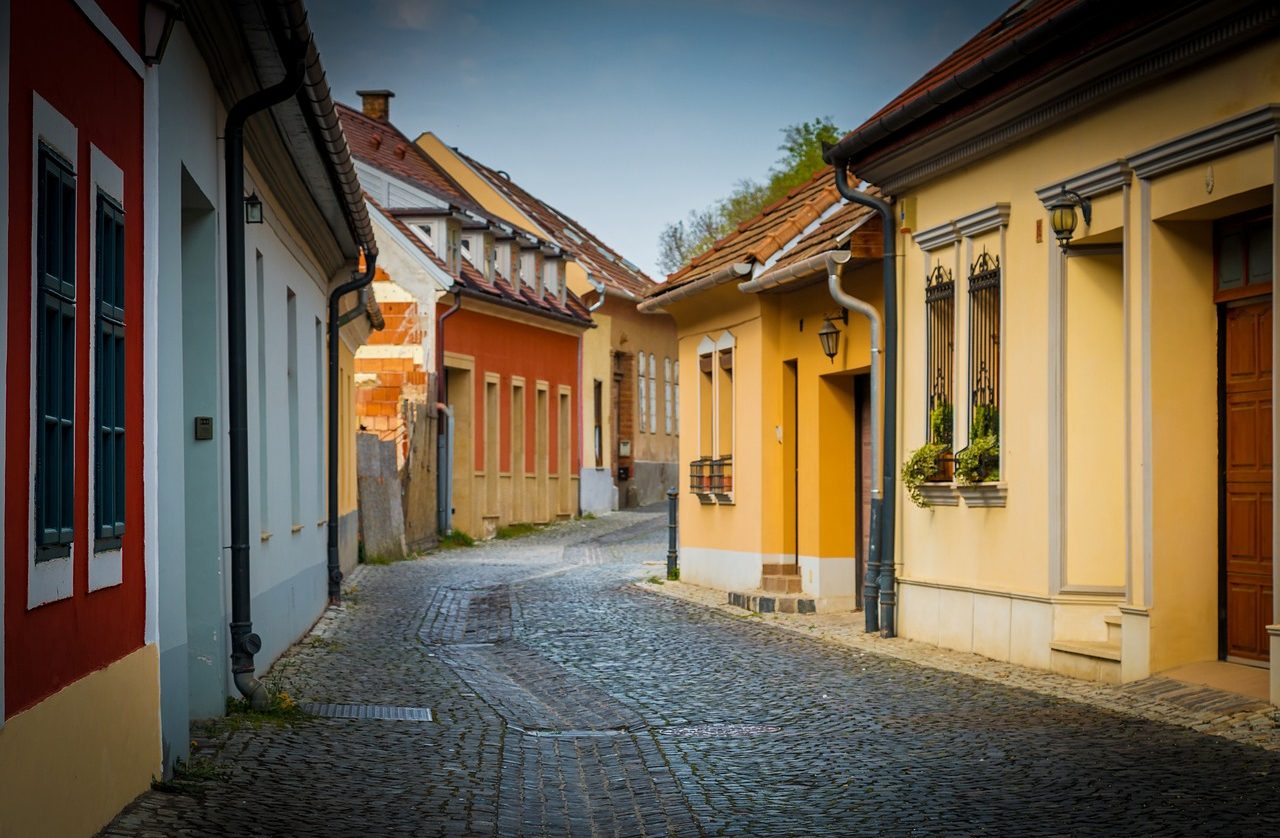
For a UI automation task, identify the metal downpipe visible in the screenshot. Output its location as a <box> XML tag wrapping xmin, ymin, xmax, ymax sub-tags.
<box><xmin>823</xmin><ymin>254</ymin><xmax>885</xmax><ymax>630</ymax></box>
<box><xmin>225</xmin><ymin>42</ymin><xmax>306</xmax><ymax>708</ymax></box>
<box><xmin>327</xmin><ymin>252</ymin><xmax>378</xmax><ymax>605</ymax></box>
<box><xmin>832</xmin><ymin>165</ymin><xmax>898</xmax><ymax>638</ymax></box>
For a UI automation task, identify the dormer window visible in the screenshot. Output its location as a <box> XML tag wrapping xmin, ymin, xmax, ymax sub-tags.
<box><xmin>415</xmin><ymin>223</ymin><xmax>433</xmax><ymax>247</ymax></box>
<box><xmin>485</xmin><ymin>243</ymin><xmax>497</xmax><ymax>282</ymax></box>
<box><xmin>447</xmin><ymin>225</ymin><xmax>461</xmax><ymax>273</ymax></box>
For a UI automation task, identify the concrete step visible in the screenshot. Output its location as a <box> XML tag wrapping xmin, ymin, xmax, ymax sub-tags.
<box><xmin>728</xmin><ymin>590</ymin><xmax>815</xmax><ymax>615</ymax></box>
<box><xmin>761</xmin><ymin>574</ymin><xmax>802</xmax><ymax>594</ymax></box>
<box><xmin>761</xmin><ymin>563</ymin><xmax>800</xmax><ymax>576</ymax></box>
<box><xmin>1050</xmin><ymin>639</ymin><xmax>1122</xmax><ymax>685</ymax></box>
<box><xmin>1104</xmin><ymin>614</ymin><xmax>1122</xmax><ymax>644</ymax></box>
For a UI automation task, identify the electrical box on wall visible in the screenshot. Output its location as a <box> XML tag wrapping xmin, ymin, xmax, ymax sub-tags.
<box><xmin>193</xmin><ymin>416</ymin><xmax>213</xmax><ymax>440</ymax></box>
<box><xmin>617</xmin><ymin>466</ymin><xmax>630</xmax><ymax>481</ymax></box>
<box><xmin>618</xmin><ymin>439</ymin><xmax>632</xmax><ymax>457</ymax></box>
<box><xmin>898</xmin><ymin>196</ymin><xmax>917</xmax><ymax>234</ymax></box>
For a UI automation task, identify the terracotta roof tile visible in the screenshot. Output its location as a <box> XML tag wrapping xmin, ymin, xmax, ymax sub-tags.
<box><xmin>458</xmin><ymin>153</ymin><xmax>657</xmax><ymax>299</ymax></box>
<box><xmin>338</xmin><ymin>102</ymin><xmax>483</xmax><ymax>214</ymax></box>
<box><xmin>651</xmin><ymin>167</ymin><xmax>841</xmax><ymax>297</ymax></box>
<box><xmin>367</xmin><ymin>195</ymin><xmax>590</xmax><ymax>327</ymax></box>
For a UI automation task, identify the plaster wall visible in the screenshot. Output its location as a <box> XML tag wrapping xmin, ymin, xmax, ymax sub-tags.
<box><xmin>0</xmin><ymin>645</ymin><xmax>159</xmax><ymax>838</ymax></box>
<box><xmin>893</xmin><ymin>39</ymin><xmax>1278</xmax><ymax>680</ymax></box>
<box><xmin>154</xmin><ymin>24</ymin><xmax>346</xmax><ymax>771</ymax></box>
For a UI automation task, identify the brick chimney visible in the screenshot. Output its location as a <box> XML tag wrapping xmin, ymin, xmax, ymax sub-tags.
<box><xmin>356</xmin><ymin>89</ymin><xmax>394</xmax><ymax>122</ymax></box>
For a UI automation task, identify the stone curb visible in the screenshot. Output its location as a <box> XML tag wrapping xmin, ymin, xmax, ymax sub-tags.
<box><xmin>636</xmin><ymin>579</ymin><xmax>1280</xmax><ymax>752</ymax></box>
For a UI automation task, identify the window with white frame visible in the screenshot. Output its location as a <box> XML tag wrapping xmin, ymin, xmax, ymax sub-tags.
<box><xmin>36</xmin><ymin>143</ymin><xmax>77</xmax><ymax>561</ymax></box>
<box><xmin>93</xmin><ymin>190</ymin><xmax>125</xmax><ymax>552</ymax></box>
<box><xmin>648</xmin><ymin>353</ymin><xmax>657</xmax><ymax>434</ymax></box>
<box><xmin>663</xmin><ymin>357</ymin><xmax>673</xmax><ymax>434</ymax></box>
<box><xmin>637</xmin><ymin>352</ymin><xmax>647</xmax><ymax>433</ymax></box>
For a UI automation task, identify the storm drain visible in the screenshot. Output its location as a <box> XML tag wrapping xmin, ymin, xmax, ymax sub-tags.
<box><xmin>658</xmin><ymin>723</ymin><xmax>781</xmax><ymax>737</ymax></box>
<box><xmin>301</xmin><ymin>703</ymin><xmax>434</xmax><ymax>722</ymax></box>
<box><xmin>512</xmin><ymin>725</ymin><xmax>635</xmax><ymax>739</ymax></box>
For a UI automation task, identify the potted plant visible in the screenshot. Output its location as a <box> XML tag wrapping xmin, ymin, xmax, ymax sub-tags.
<box><xmin>902</xmin><ymin>402</ymin><xmax>955</xmax><ymax>508</ymax></box>
<box><xmin>954</xmin><ymin>405</ymin><xmax>1006</xmax><ymax>507</ymax></box>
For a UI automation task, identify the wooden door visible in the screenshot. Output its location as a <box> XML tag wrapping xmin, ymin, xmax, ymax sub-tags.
<box><xmin>1223</xmin><ymin>299</ymin><xmax>1273</xmax><ymax>662</ymax></box>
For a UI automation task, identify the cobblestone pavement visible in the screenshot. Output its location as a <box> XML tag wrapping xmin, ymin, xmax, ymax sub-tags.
<box><xmin>103</xmin><ymin>511</ymin><xmax>1280</xmax><ymax>836</ymax></box>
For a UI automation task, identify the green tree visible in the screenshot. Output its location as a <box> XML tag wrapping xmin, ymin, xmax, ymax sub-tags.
<box><xmin>656</xmin><ymin>117</ymin><xmax>843</xmax><ymax>276</ymax></box>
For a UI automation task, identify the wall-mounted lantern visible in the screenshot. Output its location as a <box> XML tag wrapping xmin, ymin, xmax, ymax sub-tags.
<box><xmin>142</xmin><ymin>0</ymin><xmax>180</xmax><ymax>66</ymax></box>
<box><xmin>818</xmin><ymin>315</ymin><xmax>842</xmax><ymax>362</ymax></box>
<box><xmin>1046</xmin><ymin>187</ymin><xmax>1092</xmax><ymax>251</ymax></box>
<box><xmin>244</xmin><ymin>192</ymin><xmax>264</xmax><ymax>224</ymax></box>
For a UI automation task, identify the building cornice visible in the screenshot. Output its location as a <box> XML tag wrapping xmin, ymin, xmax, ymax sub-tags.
<box><xmin>954</xmin><ymin>203</ymin><xmax>1011</xmax><ymax>238</ymax></box>
<box><xmin>1128</xmin><ymin>104</ymin><xmax>1280</xmax><ymax>180</ymax></box>
<box><xmin>867</xmin><ymin>6</ymin><xmax>1280</xmax><ymax>195</ymax></box>
<box><xmin>911</xmin><ymin>221</ymin><xmax>958</xmax><ymax>252</ymax></box>
<box><xmin>1035</xmin><ymin>160</ymin><xmax>1131</xmax><ymax>205</ymax></box>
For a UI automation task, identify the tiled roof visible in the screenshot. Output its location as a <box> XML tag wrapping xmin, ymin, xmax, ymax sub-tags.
<box><xmin>368</xmin><ymin>196</ymin><xmax>590</xmax><ymax>326</ymax></box>
<box><xmin>651</xmin><ymin>167</ymin><xmax>841</xmax><ymax>297</ymax></box>
<box><xmin>459</xmin><ymin>154</ymin><xmax>657</xmax><ymax>299</ymax></box>
<box><xmin>338</xmin><ymin>102</ymin><xmax>483</xmax><ymax>214</ymax></box>
<box><xmin>830</xmin><ymin>0</ymin><xmax>1186</xmax><ymax>170</ymax></box>
<box><xmin>860</xmin><ymin>0</ymin><xmax>1082</xmax><ymax>128</ymax></box>
<box><xmin>769</xmin><ymin>195</ymin><xmax>881</xmax><ymax>274</ymax></box>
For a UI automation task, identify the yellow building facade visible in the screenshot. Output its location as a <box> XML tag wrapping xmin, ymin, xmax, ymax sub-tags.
<box><xmin>823</xmin><ymin>4</ymin><xmax>1280</xmax><ymax>702</ymax></box>
<box><xmin>642</xmin><ymin>172</ymin><xmax>886</xmax><ymax>606</ymax></box>
<box><xmin>652</xmin><ymin>4</ymin><xmax>1279</xmax><ymax>705</ymax></box>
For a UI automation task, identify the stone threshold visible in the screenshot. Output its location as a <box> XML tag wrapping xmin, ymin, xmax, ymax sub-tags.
<box><xmin>636</xmin><ymin>578</ymin><xmax>1280</xmax><ymax>752</ymax></box>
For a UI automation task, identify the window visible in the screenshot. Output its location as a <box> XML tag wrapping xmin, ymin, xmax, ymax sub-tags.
<box><xmin>256</xmin><ymin>253</ymin><xmax>269</xmax><ymax>531</ymax></box>
<box><xmin>593</xmin><ymin>379</ymin><xmax>603</xmax><ymax>468</ymax></box>
<box><xmin>673</xmin><ymin>361</ymin><xmax>679</xmax><ymax>435</ymax></box>
<box><xmin>663</xmin><ymin>357</ymin><xmax>673</xmax><ymax>435</ymax></box>
<box><xmin>965</xmin><ymin>249</ymin><xmax>1000</xmax><ymax>478</ymax></box>
<box><xmin>94</xmin><ymin>192</ymin><xmax>126</xmax><ymax>550</ymax></box>
<box><xmin>287</xmin><ymin>288</ymin><xmax>300</xmax><ymax>527</ymax></box>
<box><xmin>691</xmin><ymin>335</ymin><xmax>733</xmax><ymax>499</ymax></box>
<box><xmin>637</xmin><ymin>352</ymin><xmax>648</xmax><ymax>434</ymax></box>
<box><xmin>315</xmin><ymin>317</ymin><xmax>324</xmax><ymax>518</ymax></box>
<box><xmin>36</xmin><ymin>145</ymin><xmax>77</xmax><ymax>560</ymax></box>
<box><xmin>648</xmin><ymin>353</ymin><xmax>658</xmax><ymax>435</ymax></box>
<box><xmin>925</xmin><ymin>261</ymin><xmax>955</xmax><ymax>446</ymax></box>
<box><xmin>1215</xmin><ymin>212</ymin><xmax>1273</xmax><ymax>302</ymax></box>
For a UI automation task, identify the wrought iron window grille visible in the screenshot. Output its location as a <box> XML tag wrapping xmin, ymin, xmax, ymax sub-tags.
<box><xmin>925</xmin><ymin>262</ymin><xmax>955</xmax><ymax>448</ymax></box>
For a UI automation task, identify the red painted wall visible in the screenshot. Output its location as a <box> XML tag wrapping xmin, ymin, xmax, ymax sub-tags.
<box><xmin>444</xmin><ymin>305</ymin><xmax>581</xmax><ymax>477</ymax></box>
<box><xmin>5</xmin><ymin>0</ymin><xmax>146</xmax><ymax>717</ymax></box>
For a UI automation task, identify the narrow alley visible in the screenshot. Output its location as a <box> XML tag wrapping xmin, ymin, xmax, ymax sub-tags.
<box><xmin>103</xmin><ymin>512</ymin><xmax>1280</xmax><ymax>837</ymax></box>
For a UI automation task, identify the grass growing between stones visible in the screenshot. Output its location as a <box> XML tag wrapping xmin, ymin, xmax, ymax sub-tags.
<box><xmin>220</xmin><ymin>688</ymin><xmax>309</xmax><ymax>730</ymax></box>
<box><xmin>495</xmin><ymin>522</ymin><xmax>544</xmax><ymax>540</ymax></box>
<box><xmin>151</xmin><ymin>756</ymin><xmax>230</xmax><ymax>797</ymax></box>
<box><xmin>363</xmin><ymin>551</ymin><xmax>414</xmax><ymax>566</ymax></box>
<box><xmin>439</xmin><ymin>530</ymin><xmax>476</xmax><ymax>549</ymax></box>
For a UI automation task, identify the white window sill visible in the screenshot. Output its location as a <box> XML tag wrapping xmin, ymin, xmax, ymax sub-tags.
<box><xmin>956</xmin><ymin>482</ymin><xmax>1007</xmax><ymax>508</ymax></box>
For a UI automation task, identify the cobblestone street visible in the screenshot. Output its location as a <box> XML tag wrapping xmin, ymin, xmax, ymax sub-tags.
<box><xmin>104</xmin><ymin>511</ymin><xmax>1280</xmax><ymax>836</ymax></box>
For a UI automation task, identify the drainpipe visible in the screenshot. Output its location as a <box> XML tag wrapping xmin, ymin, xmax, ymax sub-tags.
<box><xmin>738</xmin><ymin>251</ymin><xmax>884</xmax><ymax>630</ymax></box>
<box><xmin>831</xmin><ymin>164</ymin><xmax>898</xmax><ymax>638</ymax></box>
<box><xmin>224</xmin><ymin>45</ymin><xmax>306</xmax><ymax>708</ymax></box>
<box><xmin>436</xmin><ymin>293</ymin><xmax>463</xmax><ymax>533</ymax></box>
<box><xmin>327</xmin><ymin>250</ymin><xmax>377</xmax><ymax>605</ymax></box>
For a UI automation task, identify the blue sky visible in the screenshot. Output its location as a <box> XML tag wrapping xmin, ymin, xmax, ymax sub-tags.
<box><xmin>308</xmin><ymin>0</ymin><xmax>1011</xmax><ymax>278</ymax></box>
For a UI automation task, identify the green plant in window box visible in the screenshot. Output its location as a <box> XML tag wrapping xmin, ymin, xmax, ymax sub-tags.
<box><xmin>902</xmin><ymin>402</ymin><xmax>955</xmax><ymax>508</ymax></box>
<box><xmin>955</xmin><ymin>405</ymin><xmax>1000</xmax><ymax>485</ymax></box>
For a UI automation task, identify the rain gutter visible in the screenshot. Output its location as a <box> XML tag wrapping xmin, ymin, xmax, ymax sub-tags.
<box><xmin>828</xmin><ymin>164</ymin><xmax>898</xmax><ymax>637</ymax></box>
<box><xmin>224</xmin><ymin>34</ymin><xmax>306</xmax><ymax>710</ymax></box>
<box><xmin>821</xmin><ymin>0</ymin><xmax>1103</xmax><ymax>168</ymax></box>
<box><xmin>637</xmin><ymin>262</ymin><xmax>752</xmax><ymax>313</ymax></box>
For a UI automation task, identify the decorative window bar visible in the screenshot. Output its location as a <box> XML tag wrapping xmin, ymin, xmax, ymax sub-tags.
<box><xmin>967</xmin><ymin>249</ymin><xmax>1001</xmax><ymax>440</ymax></box>
<box><xmin>689</xmin><ymin>457</ymin><xmax>713</xmax><ymax>495</ymax></box>
<box><xmin>709</xmin><ymin>455</ymin><xmax>733</xmax><ymax>498</ymax></box>
<box><xmin>925</xmin><ymin>262</ymin><xmax>955</xmax><ymax>444</ymax></box>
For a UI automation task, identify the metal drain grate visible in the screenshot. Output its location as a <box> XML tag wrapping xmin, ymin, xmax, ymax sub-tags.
<box><xmin>301</xmin><ymin>703</ymin><xmax>433</xmax><ymax>721</ymax></box>
<box><xmin>514</xmin><ymin>725</ymin><xmax>634</xmax><ymax>739</ymax></box>
<box><xmin>658</xmin><ymin>723</ymin><xmax>780</xmax><ymax>737</ymax></box>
